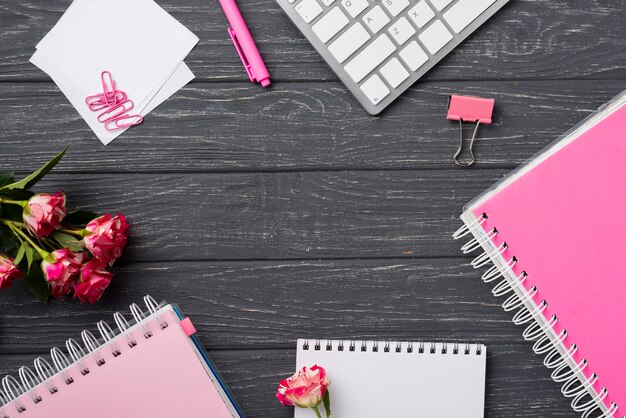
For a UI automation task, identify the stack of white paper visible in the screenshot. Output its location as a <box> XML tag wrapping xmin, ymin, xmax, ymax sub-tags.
<box><xmin>31</xmin><ymin>0</ymin><xmax>199</xmax><ymax>145</ymax></box>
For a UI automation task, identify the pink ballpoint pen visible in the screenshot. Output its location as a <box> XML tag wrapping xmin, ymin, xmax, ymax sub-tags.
<box><xmin>219</xmin><ymin>0</ymin><xmax>271</xmax><ymax>87</ymax></box>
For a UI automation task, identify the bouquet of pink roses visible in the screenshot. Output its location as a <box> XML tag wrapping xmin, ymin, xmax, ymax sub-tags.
<box><xmin>0</xmin><ymin>148</ymin><xmax>130</xmax><ymax>304</ymax></box>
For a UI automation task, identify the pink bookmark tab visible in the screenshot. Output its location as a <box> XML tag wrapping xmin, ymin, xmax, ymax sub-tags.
<box><xmin>447</xmin><ymin>95</ymin><xmax>495</xmax><ymax>124</ymax></box>
<box><xmin>228</xmin><ymin>28</ymin><xmax>255</xmax><ymax>83</ymax></box>
<box><xmin>104</xmin><ymin>114</ymin><xmax>143</xmax><ymax>132</ymax></box>
<box><xmin>179</xmin><ymin>317</ymin><xmax>197</xmax><ymax>337</ymax></box>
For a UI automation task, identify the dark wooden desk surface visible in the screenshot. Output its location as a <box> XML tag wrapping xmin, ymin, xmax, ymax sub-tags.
<box><xmin>1</xmin><ymin>0</ymin><xmax>624</xmax><ymax>416</ymax></box>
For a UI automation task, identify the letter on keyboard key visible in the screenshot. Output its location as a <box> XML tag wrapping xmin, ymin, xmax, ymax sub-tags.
<box><xmin>321</xmin><ymin>0</ymin><xmax>335</xmax><ymax>5</ymax></box>
<box><xmin>312</xmin><ymin>7</ymin><xmax>349</xmax><ymax>43</ymax></box>
<box><xmin>341</xmin><ymin>0</ymin><xmax>369</xmax><ymax>18</ymax></box>
<box><xmin>429</xmin><ymin>0</ymin><xmax>453</xmax><ymax>11</ymax></box>
<box><xmin>295</xmin><ymin>0</ymin><xmax>323</xmax><ymax>23</ymax></box>
<box><xmin>360</xmin><ymin>74</ymin><xmax>390</xmax><ymax>105</ymax></box>
<box><xmin>407</xmin><ymin>1</ymin><xmax>435</xmax><ymax>28</ymax></box>
<box><xmin>399</xmin><ymin>41</ymin><xmax>429</xmax><ymax>71</ymax></box>
<box><xmin>381</xmin><ymin>0</ymin><xmax>410</xmax><ymax>16</ymax></box>
<box><xmin>328</xmin><ymin>22</ymin><xmax>371</xmax><ymax>63</ymax></box>
<box><xmin>362</xmin><ymin>5</ymin><xmax>390</xmax><ymax>34</ymax></box>
<box><xmin>418</xmin><ymin>20</ymin><xmax>453</xmax><ymax>54</ymax></box>
<box><xmin>388</xmin><ymin>17</ymin><xmax>416</xmax><ymax>45</ymax></box>
<box><xmin>444</xmin><ymin>0</ymin><xmax>497</xmax><ymax>33</ymax></box>
<box><xmin>380</xmin><ymin>58</ymin><xmax>409</xmax><ymax>88</ymax></box>
<box><xmin>345</xmin><ymin>34</ymin><xmax>396</xmax><ymax>82</ymax></box>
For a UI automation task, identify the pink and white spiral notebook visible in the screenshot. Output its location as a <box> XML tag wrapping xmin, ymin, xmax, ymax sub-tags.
<box><xmin>0</xmin><ymin>297</ymin><xmax>245</xmax><ymax>418</ymax></box>
<box><xmin>455</xmin><ymin>91</ymin><xmax>626</xmax><ymax>418</ymax></box>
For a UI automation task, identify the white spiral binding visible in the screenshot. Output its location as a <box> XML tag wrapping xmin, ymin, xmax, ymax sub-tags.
<box><xmin>455</xmin><ymin>216</ymin><xmax>623</xmax><ymax>418</ymax></box>
<box><xmin>300</xmin><ymin>339</ymin><xmax>484</xmax><ymax>356</ymax></box>
<box><xmin>0</xmin><ymin>296</ymin><xmax>166</xmax><ymax>417</ymax></box>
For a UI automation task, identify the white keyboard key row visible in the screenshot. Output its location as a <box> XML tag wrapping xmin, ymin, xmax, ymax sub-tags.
<box><xmin>399</xmin><ymin>41</ymin><xmax>428</xmax><ymax>71</ymax></box>
<box><xmin>295</xmin><ymin>0</ymin><xmax>323</xmax><ymax>23</ymax></box>
<box><xmin>407</xmin><ymin>1</ymin><xmax>434</xmax><ymax>28</ymax></box>
<box><xmin>418</xmin><ymin>20</ymin><xmax>453</xmax><ymax>54</ymax></box>
<box><xmin>312</xmin><ymin>7</ymin><xmax>349</xmax><ymax>43</ymax></box>
<box><xmin>444</xmin><ymin>0</ymin><xmax>497</xmax><ymax>33</ymax></box>
<box><xmin>341</xmin><ymin>0</ymin><xmax>369</xmax><ymax>18</ymax></box>
<box><xmin>345</xmin><ymin>34</ymin><xmax>396</xmax><ymax>82</ymax></box>
<box><xmin>328</xmin><ymin>22</ymin><xmax>370</xmax><ymax>63</ymax></box>
<box><xmin>381</xmin><ymin>0</ymin><xmax>409</xmax><ymax>17</ymax></box>
<box><xmin>362</xmin><ymin>5</ymin><xmax>390</xmax><ymax>33</ymax></box>
<box><xmin>430</xmin><ymin>0</ymin><xmax>453</xmax><ymax>11</ymax></box>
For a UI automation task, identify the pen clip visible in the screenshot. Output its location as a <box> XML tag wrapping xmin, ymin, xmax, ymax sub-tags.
<box><xmin>228</xmin><ymin>28</ymin><xmax>256</xmax><ymax>83</ymax></box>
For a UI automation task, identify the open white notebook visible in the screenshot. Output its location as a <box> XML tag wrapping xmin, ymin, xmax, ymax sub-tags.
<box><xmin>295</xmin><ymin>339</ymin><xmax>487</xmax><ymax>418</ymax></box>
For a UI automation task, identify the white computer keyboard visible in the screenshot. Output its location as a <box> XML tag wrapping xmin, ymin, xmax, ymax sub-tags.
<box><xmin>275</xmin><ymin>0</ymin><xmax>510</xmax><ymax>114</ymax></box>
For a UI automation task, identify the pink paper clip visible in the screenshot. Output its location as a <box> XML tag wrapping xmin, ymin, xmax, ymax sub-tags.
<box><xmin>447</xmin><ymin>95</ymin><xmax>495</xmax><ymax>167</ymax></box>
<box><xmin>101</xmin><ymin>71</ymin><xmax>117</xmax><ymax>105</ymax></box>
<box><xmin>97</xmin><ymin>99</ymin><xmax>134</xmax><ymax>123</ymax></box>
<box><xmin>104</xmin><ymin>114</ymin><xmax>143</xmax><ymax>132</ymax></box>
<box><xmin>86</xmin><ymin>91</ymin><xmax>127</xmax><ymax>111</ymax></box>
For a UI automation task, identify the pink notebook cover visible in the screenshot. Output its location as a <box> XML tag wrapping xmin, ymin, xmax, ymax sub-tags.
<box><xmin>0</xmin><ymin>307</ymin><xmax>234</xmax><ymax>418</ymax></box>
<box><xmin>467</xmin><ymin>95</ymin><xmax>626</xmax><ymax>414</ymax></box>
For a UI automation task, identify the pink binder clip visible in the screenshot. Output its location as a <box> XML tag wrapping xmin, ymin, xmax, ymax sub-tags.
<box><xmin>447</xmin><ymin>95</ymin><xmax>495</xmax><ymax>167</ymax></box>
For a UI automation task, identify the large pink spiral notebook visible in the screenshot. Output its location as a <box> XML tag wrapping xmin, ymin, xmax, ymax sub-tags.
<box><xmin>455</xmin><ymin>91</ymin><xmax>626</xmax><ymax>418</ymax></box>
<box><xmin>0</xmin><ymin>297</ymin><xmax>245</xmax><ymax>418</ymax></box>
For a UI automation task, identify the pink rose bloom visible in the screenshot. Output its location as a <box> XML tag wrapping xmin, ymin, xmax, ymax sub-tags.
<box><xmin>277</xmin><ymin>365</ymin><xmax>329</xmax><ymax>408</ymax></box>
<box><xmin>73</xmin><ymin>259</ymin><xmax>113</xmax><ymax>304</ymax></box>
<box><xmin>0</xmin><ymin>255</ymin><xmax>22</xmax><ymax>291</ymax></box>
<box><xmin>41</xmin><ymin>249</ymin><xmax>84</xmax><ymax>298</ymax></box>
<box><xmin>23</xmin><ymin>192</ymin><xmax>67</xmax><ymax>238</ymax></box>
<box><xmin>84</xmin><ymin>214</ymin><xmax>129</xmax><ymax>266</ymax></box>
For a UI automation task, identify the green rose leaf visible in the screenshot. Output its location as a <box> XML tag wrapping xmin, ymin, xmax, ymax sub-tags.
<box><xmin>52</xmin><ymin>232</ymin><xmax>84</xmax><ymax>252</ymax></box>
<box><xmin>0</xmin><ymin>146</ymin><xmax>68</xmax><ymax>192</ymax></box>
<box><xmin>0</xmin><ymin>226</ymin><xmax>19</xmax><ymax>255</ymax></box>
<box><xmin>0</xmin><ymin>173</ymin><xmax>15</xmax><ymax>188</ymax></box>
<box><xmin>13</xmin><ymin>243</ymin><xmax>26</xmax><ymax>266</ymax></box>
<box><xmin>323</xmin><ymin>390</ymin><xmax>331</xmax><ymax>417</ymax></box>
<box><xmin>24</xmin><ymin>244</ymin><xmax>35</xmax><ymax>269</ymax></box>
<box><xmin>25</xmin><ymin>266</ymin><xmax>51</xmax><ymax>304</ymax></box>
<box><xmin>64</xmin><ymin>209</ymin><xmax>99</xmax><ymax>226</ymax></box>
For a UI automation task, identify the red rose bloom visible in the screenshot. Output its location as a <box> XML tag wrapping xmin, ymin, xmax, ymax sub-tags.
<box><xmin>41</xmin><ymin>248</ymin><xmax>84</xmax><ymax>298</ymax></box>
<box><xmin>73</xmin><ymin>259</ymin><xmax>113</xmax><ymax>304</ymax></box>
<box><xmin>0</xmin><ymin>255</ymin><xmax>23</xmax><ymax>291</ymax></box>
<box><xmin>23</xmin><ymin>192</ymin><xmax>67</xmax><ymax>238</ymax></box>
<box><xmin>84</xmin><ymin>214</ymin><xmax>129</xmax><ymax>266</ymax></box>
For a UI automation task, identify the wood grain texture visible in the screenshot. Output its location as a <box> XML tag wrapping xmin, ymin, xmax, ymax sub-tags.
<box><xmin>1</xmin><ymin>0</ymin><xmax>624</xmax><ymax>82</ymax></box>
<box><xmin>0</xmin><ymin>0</ymin><xmax>623</xmax><ymax>416</ymax></box>
<box><xmin>0</xmin><ymin>81</ymin><xmax>624</xmax><ymax>172</ymax></box>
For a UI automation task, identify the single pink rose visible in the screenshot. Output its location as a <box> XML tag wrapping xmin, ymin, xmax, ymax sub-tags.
<box><xmin>73</xmin><ymin>259</ymin><xmax>113</xmax><ymax>304</ymax></box>
<box><xmin>0</xmin><ymin>255</ymin><xmax>23</xmax><ymax>291</ymax></box>
<box><xmin>84</xmin><ymin>214</ymin><xmax>129</xmax><ymax>266</ymax></box>
<box><xmin>41</xmin><ymin>249</ymin><xmax>84</xmax><ymax>299</ymax></box>
<box><xmin>23</xmin><ymin>192</ymin><xmax>67</xmax><ymax>238</ymax></box>
<box><xmin>277</xmin><ymin>365</ymin><xmax>329</xmax><ymax>409</ymax></box>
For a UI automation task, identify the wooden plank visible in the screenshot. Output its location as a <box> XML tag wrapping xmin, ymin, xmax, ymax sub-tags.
<box><xmin>0</xmin><ymin>258</ymin><xmax>569</xmax><ymax>352</ymax></box>
<box><xmin>0</xmin><ymin>80</ymin><xmax>623</xmax><ymax>172</ymax></box>
<box><xmin>0</xmin><ymin>169</ymin><xmax>509</xmax><ymax>261</ymax></box>
<box><xmin>0</xmin><ymin>346</ymin><xmax>576</xmax><ymax>417</ymax></box>
<box><xmin>1</xmin><ymin>0</ymin><xmax>624</xmax><ymax>82</ymax></box>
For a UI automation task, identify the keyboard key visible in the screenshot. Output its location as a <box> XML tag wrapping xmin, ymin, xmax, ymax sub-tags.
<box><xmin>295</xmin><ymin>0</ymin><xmax>323</xmax><ymax>23</ymax></box>
<box><xmin>345</xmin><ymin>34</ymin><xmax>396</xmax><ymax>82</ymax></box>
<box><xmin>321</xmin><ymin>0</ymin><xmax>335</xmax><ymax>5</ymax></box>
<box><xmin>328</xmin><ymin>22</ymin><xmax>371</xmax><ymax>63</ymax></box>
<box><xmin>388</xmin><ymin>17</ymin><xmax>415</xmax><ymax>45</ymax></box>
<box><xmin>418</xmin><ymin>20</ymin><xmax>453</xmax><ymax>54</ymax></box>
<box><xmin>360</xmin><ymin>75</ymin><xmax>390</xmax><ymax>105</ymax></box>
<box><xmin>444</xmin><ymin>0</ymin><xmax>497</xmax><ymax>33</ymax></box>
<box><xmin>341</xmin><ymin>0</ymin><xmax>369</xmax><ymax>18</ymax></box>
<box><xmin>407</xmin><ymin>1</ymin><xmax>435</xmax><ymax>28</ymax></box>
<box><xmin>429</xmin><ymin>0</ymin><xmax>453</xmax><ymax>11</ymax></box>
<box><xmin>381</xmin><ymin>0</ymin><xmax>409</xmax><ymax>16</ymax></box>
<box><xmin>380</xmin><ymin>58</ymin><xmax>409</xmax><ymax>88</ymax></box>
<box><xmin>399</xmin><ymin>41</ymin><xmax>429</xmax><ymax>71</ymax></box>
<box><xmin>312</xmin><ymin>7</ymin><xmax>349</xmax><ymax>43</ymax></box>
<box><xmin>362</xmin><ymin>5</ymin><xmax>390</xmax><ymax>34</ymax></box>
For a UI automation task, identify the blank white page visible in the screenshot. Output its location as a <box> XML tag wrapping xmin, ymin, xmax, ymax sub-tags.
<box><xmin>295</xmin><ymin>340</ymin><xmax>486</xmax><ymax>418</ymax></box>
